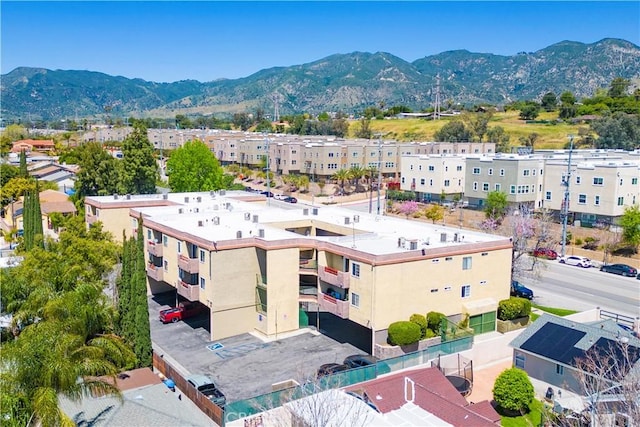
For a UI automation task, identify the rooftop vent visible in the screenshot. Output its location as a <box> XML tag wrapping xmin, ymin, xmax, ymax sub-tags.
<box><xmin>244</xmin><ymin>212</ymin><xmax>251</xmax><ymax>221</ymax></box>
<box><xmin>344</xmin><ymin>217</ymin><xmax>351</xmax><ymax>225</ymax></box>
<box><xmin>193</xmin><ymin>207</ymin><xmax>199</xmax><ymax>213</ymax></box>
<box><xmin>197</xmin><ymin>196</ymin><xmax>202</xmax><ymax>203</ymax></box>
<box><xmin>126</xmin><ymin>194</ymin><xmax>131</xmax><ymax>200</ymax></box>
<box><xmin>409</xmin><ymin>240</ymin><xmax>418</xmax><ymax>250</ymax></box>
<box><xmin>162</xmin><ymin>193</ymin><xmax>168</xmax><ymax>200</ymax></box>
<box><xmin>353</xmin><ymin>215</ymin><xmax>360</xmax><ymax>223</ymax></box>
<box><xmin>113</xmin><ymin>194</ymin><xmax>119</xmax><ymax>200</ymax></box>
<box><xmin>220</xmin><ymin>190</ymin><xmax>226</xmax><ymax>196</ymax></box>
<box><xmin>198</xmin><ymin>220</ymin><xmax>203</xmax><ymax>227</ymax></box>
<box><xmin>236</xmin><ymin>230</ymin><xmax>242</xmax><ymax>239</ymax></box>
<box><xmin>303</xmin><ymin>208</ymin><xmax>309</xmax><ymax>216</ymax></box>
<box><xmin>252</xmin><ymin>215</ymin><xmax>259</xmax><ymax>223</ymax></box>
<box><xmin>454</xmin><ymin>233</ymin><xmax>459</xmax><ymax>242</ymax></box>
<box><xmin>213</xmin><ymin>216</ymin><xmax>220</xmax><ymax>225</ymax></box>
<box><xmin>312</xmin><ymin>208</ymin><xmax>318</xmax><ymax>215</ymax></box>
<box><xmin>210</xmin><ymin>190</ymin><xmax>215</xmax><ymax>197</ymax></box>
<box><xmin>258</xmin><ymin>229</ymin><xmax>265</xmax><ymax>238</ymax></box>
<box><xmin>178</xmin><ymin>208</ymin><xmax>184</xmax><ymax>214</ymax></box>
<box><xmin>440</xmin><ymin>233</ymin><xmax>447</xmax><ymax>243</ymax></box>
<box><xmin>184</xmin><ymin>197</ymin><xmax>189</xmax><ymax>203</ymax></box>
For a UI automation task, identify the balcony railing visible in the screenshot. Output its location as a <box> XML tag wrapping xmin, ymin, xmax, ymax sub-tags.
<box><xmin>177</xmin><ymin>280</ymin><xmax>200</xmax><ymax>302</ymax></box>
<box><xmin>318</xmin><ymin>266</ymin><xmax>350</xmax><ymax>289</ymax></box>
<box><xmin>318</xmin><ymin>292</ymin><xmax>349</xmax><ymax>319</ymax></box>
<box><xmin>178</xmin><ymin>255</ymin><xmax>199</xmax><ymax>274</ymax></box>
<box><xmin>147</xmin><ymin>241</ymin><xmax>163</xmax><ymax>257</ymax></box>
<box><xmin>256</xmin><ymin>274</ymin><xmax>267</xmax><ymax>287</ymax></box>
<box><xmin>146</xmin><ymin>264</ymin><xmax>164</xmax><ymax>282</ymax></box>
<box><xmin>299</xmin><ymin>259</ymin><xmax>318</xmax><ymax>273</ymax></box>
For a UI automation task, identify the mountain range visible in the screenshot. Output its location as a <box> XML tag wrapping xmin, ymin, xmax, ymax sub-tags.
<box><xmin>1</xmin><ymin>38</ymin><xmax>639</xmax><ymax>121</ymax></box>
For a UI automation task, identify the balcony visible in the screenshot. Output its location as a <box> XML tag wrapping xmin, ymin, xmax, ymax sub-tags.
<box><xmin>318</xmin><ymin>292</ymin><xmax>349</xmax><ymax>319</ymax></box>
<box><xmin>177</xmin><ymin>280</ymin><xmax>200</xmax><ymax>302</ymax></box>
<box><xmin>299</xmin><ymin>259</ymin><xmax>318</xmax><ymax>274</ymax></box>
<box><xmin>147</xmin><ymin>241</ymin><xmax>163</xmax><ymax>257</ymax></box>
<box><xmin>178</xmin><ymin>255</ymin><xmax>199</xmax><ymax>274</ymax></box>
<box><xmin>86</xmin><ymin>214</ymin><xmax>98</xmax><ymax>225</ymax></box>
<box><xmin>146</xmin><ymin>264</ymin><xmax>164</xmax><ymax>282</ymax></box>
<box><xmin>318</xmin><ymin>266</ymin><xmax>350</xmax><ymax>289</ymax></box>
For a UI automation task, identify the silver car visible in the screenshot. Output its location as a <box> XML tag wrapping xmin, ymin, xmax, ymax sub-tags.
<box><xmin>558</xmin><ymin>255</ymin><xmax>592</xmax><ymax>268</ymax></box>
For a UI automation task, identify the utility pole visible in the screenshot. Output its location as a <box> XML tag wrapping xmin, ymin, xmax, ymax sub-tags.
<box><xmin>376</xmin><ymin>135</ymin><xmax>383</xmax><ymax>215</ymax></box>
<box><xmin>265</xmin><ymin>134</ymin><xmax>271</xmax><ymax>206</ymax></box>
<box><xmin>434</xmin><ymin>74</ymin><xmax>441</xmax><ymax>120</ymax></box>
<box><xmin>560</xmin><ymin>135</ymin><xmax>574</xmax><ymax>257</ymax></box>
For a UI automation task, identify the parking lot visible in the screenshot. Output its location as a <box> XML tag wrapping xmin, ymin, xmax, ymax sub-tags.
<box><xmin>149</xmin><ymin>292</ymin><xmax>363</xmax><ymax>402</ymax></box>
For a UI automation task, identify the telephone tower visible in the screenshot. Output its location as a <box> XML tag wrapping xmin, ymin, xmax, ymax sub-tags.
<box><xmin>433</xmin><ymin>74</ymin><xmax>441</xmax><ymax>120</ymax></box>
<box><xmin>272</xmin><ymin>93</ymin><xmax>280</xmax><ymax>123</ymax></box>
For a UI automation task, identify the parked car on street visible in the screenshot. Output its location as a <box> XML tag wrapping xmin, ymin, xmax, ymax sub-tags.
<box><xmin>510</xmin><ymin>280</ymin><xmax>534</xmax><ymax>300</ymax></box>
<box><xmin>343</xmin><ymin>355</ymin><xmax>391</xmax><ymax>374</ymax></box>
<box><xmin>159</xmin><ymin>302</ymin><xmax>205</xmax><ymax>323</ymax></box>
<box><xmin>186</xmin><ymin>374</ymin><xmax>226</xmax><ymax>407</ymax></box>
<box><xmin>600</xmin><ymin>263</ymin><xmax>637</xmax><ymax>277</ymax></box>
<box><xmin>558</xmin><ymin>255</ymin><xmax>592</xmax><ymax>268</ymax></box>
<box><xmin>261</xmin><ymin>191</ymin><xmax>274</xmax><ymax>197</ymax></box>
<box><xmin>317</xmin><ymin>363</ymin><xmax>349</xmax><ymax>377</ymax></box>
<box><xmin>284</xmin><ymin>196</ymin><xmax>297</xmax><ymax>203</ymax></box>
<box><xmin>531</xmin><ymin>247</ymin><xmax>558</xmax><ymax>260</ymax></box>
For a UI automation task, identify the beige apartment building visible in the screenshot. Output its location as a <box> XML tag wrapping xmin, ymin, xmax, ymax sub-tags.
<box><xmin>84</xmin><ymin>192</ymin><xmax>514</xmax><ymax>354</ymax></box>
<box><xmin>464</xmin><ymin>155</ymin><xmax>545</xmax><ymax>210</ymax></box>
<box><xmin>543</xmin><ymin>159</ymin><xmax>640</xmax><ymax>225</ymax></box>
<box><xmin>399</xmin><ymin>155</ymin><xmax>466</xmax><ymax>202</ymax></box>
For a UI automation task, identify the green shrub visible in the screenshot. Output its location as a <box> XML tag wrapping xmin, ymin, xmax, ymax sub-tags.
<box><xmin>493</xmin><ymin>368</ymin><xmax>534</xmax><ymax>413</ymax></box>
<box><xmin>574</xmin><ymin>238</ymin><xmax>583</xmax><ymax>246</ymax></box>
<box><xmin>409</xmin><ymin>314</ymin><xmax>427</xmax><ymax>338</ymax></box>
<box><xmin>426</xmin><ymin>311</ymin><xmax>445</xmax><ymax>334</ymax></box>
<box><xmin>498</xmin><ymin>298</ymin><xmax>531</xmax><ymax>321</ymax></box>
<box><xmin>424</xmin><ymin>329</ymin><xmax>436</xmax><ymax>339</ymax></box>
<box><xmin>388</xmin><ymin>321</ymin><xmax>422</xmax><ymax>346</ymax></box>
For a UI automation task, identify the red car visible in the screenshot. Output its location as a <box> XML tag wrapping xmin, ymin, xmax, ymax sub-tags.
<box><xmin>159</xmin><ymin>302</ymin><xmax>204</xmax><ymax>323</ymax></box>
<box><xmin>532</xmin><ymin>248</ymin><xmax>558</xmax><ymax>260</ymax></box>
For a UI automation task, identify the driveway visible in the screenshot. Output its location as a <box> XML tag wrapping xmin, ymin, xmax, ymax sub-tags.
<box><xmin>148</xmin><ymin>292</ymin><xmax>363</xmax><ymax>402</ymax></box>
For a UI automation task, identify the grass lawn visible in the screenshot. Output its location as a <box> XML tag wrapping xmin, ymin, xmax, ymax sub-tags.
<box><xmin>500</xmin><ymin>399</ymin><xmax>544</xmax><ymax>427</ymax></box>
<box><xmin>532</xmin><ymin>304</ymin><xmax>578</xmax><ymax>317</ymax></box>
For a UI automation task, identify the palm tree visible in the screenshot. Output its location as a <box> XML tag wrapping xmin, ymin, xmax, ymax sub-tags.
<box><xmin>349</xmin><ymin>166</ymin><xmax>365</xmax><ymax>192</ymax></box>
<box><xmin>298</xmin><ymin>175</ymin><xmax>310</xmax><ymax>193</ymax></box>
<box><xmin>332</xmin><ymin>169</ymin><xmax>351</xmax><ymax>195</ymax></box>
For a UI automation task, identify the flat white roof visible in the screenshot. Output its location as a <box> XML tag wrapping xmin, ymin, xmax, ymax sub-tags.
<box><xmin>130</xmin><ymin>192</ymin><xmax>507</xmax><ymax>256</ymax></box>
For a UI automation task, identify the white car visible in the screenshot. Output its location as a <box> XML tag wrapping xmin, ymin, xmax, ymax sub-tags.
<box><xmin>558</xmin><ymin>255</ymin><xmax>592</xmax><ymax>268</ymax></box>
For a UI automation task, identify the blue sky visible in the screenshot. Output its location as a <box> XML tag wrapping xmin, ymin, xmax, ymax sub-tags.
<box><xmin>2</xmin><ymin>1</ymin><xmax>639</xmax><ymax>83</ymax></box>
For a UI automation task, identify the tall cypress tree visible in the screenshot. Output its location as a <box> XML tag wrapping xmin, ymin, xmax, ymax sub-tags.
<box><xmin>22</xmin><ymin>182</ymin><xmax>43</xmax><ymax>251</ymax></box>
<box><xmin>132</xmin><ymin>219</ymin><xmax>152</xmax><ymax>367</ymax></box>
<box><xmin>19</xmin><ymin>149</ymin><xmax>28</xmax><ymax>177</ymax></box>
<box><xmin>116</xmin><ymin>233</ymin><xmax>134</xmax><ymax>343</ymax></box>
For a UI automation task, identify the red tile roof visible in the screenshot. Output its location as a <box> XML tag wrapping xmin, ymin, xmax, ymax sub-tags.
<box><xmin>347</xmin><ymin>367</ymin><xmax>500</xmax><ymax>426</ymax></box>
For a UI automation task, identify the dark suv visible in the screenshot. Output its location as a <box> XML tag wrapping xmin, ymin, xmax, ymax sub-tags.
<box><xmin>510</xmin><ymin>280</ymin><xmax>534</xmax><ymax>300</ymax></box>
<box><xmin>600</xmin><ymin>263</ymin><xmax>637</xmax><ymax>277</ymax></box>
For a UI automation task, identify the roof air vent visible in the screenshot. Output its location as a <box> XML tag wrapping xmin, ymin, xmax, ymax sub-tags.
<box><xmin>236</xmin><ymin>230</ymin><xmax>242</xmax><ymax>239</ymax></box>
<box><xmin>213</xmin><ymin>216</ymin><xmax>220</xmax><ymax>225</ymax></box>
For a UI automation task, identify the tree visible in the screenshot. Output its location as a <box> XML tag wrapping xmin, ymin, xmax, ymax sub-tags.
<box><xmin>233</xmin><ymin>113</ymin><xmax>253</xmax><ymax>131</ymax></box>
<box><xmin>484</xmin><ymin>191</ymin><xmax>508</xmax><ymax>220</ymax></box>
<box><xmin>492</xmin><ymin>368</ymin><xmax>534</xmax><ymax>413</ymax></box>
<box><xmin>74</xmin><ymin>142</ymin><xmax>120</xmax><ymax>198</ymax></box>
<box><xmin>354</xmin><ymin>118</ymin><xmax>373</xmax><ymax>139</ymax></box>
<box><xmin>608</xmin><ymin>77</ymin><xmax>631</xmax><ymax>98</ymax></box>
<box><xmin>619</xmin><ymin>205</ymin><xmax>640</xmax><ymax>252</ymax></box>
<box><xmin>560</xmin><ymin>91</ymin><xmax>576</xmax><ymax>105</ymax></box>
<box><xmin>166</xmin><ymin>140</ymin><xmax>225</xmax><ymax>192</ymax></box>
<box><xmin>464</xmin><ymin>111</ymin><xmax>493</xmax><ymax>142</ymax></box>
<box><xmin>398</xmin><ymin>200</ymin><xmax>420</xmax><ymax>219</ymax></box>
<box><xmin>317</xmin><ymin>179</ymin><xmax>326</xmax><ymax>195</ymax></box>
<box><xmin>591</xmin><ymin>112</ymin><xmax>640</xmax><ymax>150</ymax></box>
<box><xmin>332</xmin><ymin>169</ymin><xmax>351</xmax><ymax>195</ymax></box>
<box><xmin>348</xmin><ymin>165</ymin><xmax>365</xmax><ymax>192</ymax></box>
<box><xmin>519</xmin><ymin>103</ymin><xmax>540</xmax><ymax>120</ymax></box>
<box><xmin>541</xmin><ymin>92</ymin><xmax>557</xmax><ymax>112</ymax></box>
<box><xmin>0</xmin><ymin>164</ymin><xmax>19</xmax><ymax>189</ymax></box>
<box><xmin>424</xmin><ymin>204</ymin><xmax>444</xmax><ymax>224</ymax></box>
<box><xmin>486</xmin><ymin>126</ymin><xmax>511</xmax><ymax>153</ymax></box>
<box><xmin>22</xmin><ymin>184</ymin><xmax>44</xmax><ymax>251</ymax></box>
<box><xmin>19</xmin><ymin>150</ymin><xmax>28</xmax><ymax>178</ymax></box>
<box><xmin>519</xmin><ymin>132</ymin><xmax>540</xmax><ymax>152</ymax></box>
<box><xmin>434</xmin><ymin>120</ymin><xmax>472</xmax><ymax>142</ymax></box>
<box><xmin>132</xmin><ymin>221</ymin><xmax>152</xmax><ymax>367</ymax></box>
<box><xmin>0</xmin><ymin>124</ymin><xmax>27</xmax><ymax>155</ymax></box>
<box><xmin>119</xmin><ymin>123</ymin><xmax>157</xmax><ymax>195</ymax></box>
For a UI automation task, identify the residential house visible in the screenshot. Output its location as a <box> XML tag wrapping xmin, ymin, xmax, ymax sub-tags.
<box><xmin>11</xmin><ymin>139</ymin><xmax>55</xmax><ymax>153</ymax></box>
<box><xmin>400</xmin><ymin>155</ymin><xmax>466</xmax><ymax>202</ymax></box>
<box><xmin>4</xmin><ymin>190</ymin><xmax>76</xmax><ymax>236</ymax></box>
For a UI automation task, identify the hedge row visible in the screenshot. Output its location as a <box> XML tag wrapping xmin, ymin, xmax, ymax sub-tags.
<box><xmin>497</xmin><ymin>297</ymin><xmax>532</xmax><ymax>321</ymax></box>
<box><xmin>388</xmin><ymin>311</ymin><xmax>446</xmax><ymax>346</ymax></box>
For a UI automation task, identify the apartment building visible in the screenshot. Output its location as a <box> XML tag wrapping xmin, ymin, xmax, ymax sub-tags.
<box><xmin>542</xmin><ymin>159</ymin><xmax>640</xmax><ymax>225</ymax></box>
<box><xmin>399</xmin><ymin>155</ymin><xmax>466</xmax><ymax>202</ymax></box>
<box><xmin>464</xmin><ymin>155</ymin><xmax>545</xmax><ymax>210</ymax></box>
<box><xmin>88</xmin><ymin>192</ymin><xmax>513</xmax><ymax>353</ymax></box>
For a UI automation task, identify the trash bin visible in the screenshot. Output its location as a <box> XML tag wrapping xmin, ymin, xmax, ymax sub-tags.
<box><xmin>163</xmin><ymin>378</ymin><xmax>176</xmax><ymax>392</ymax></box>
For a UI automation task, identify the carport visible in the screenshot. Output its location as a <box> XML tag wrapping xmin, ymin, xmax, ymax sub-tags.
<box><xmin>306</xmin><ymin>311</ymin><xmax>372</xmax><ymax>354</ymax></box>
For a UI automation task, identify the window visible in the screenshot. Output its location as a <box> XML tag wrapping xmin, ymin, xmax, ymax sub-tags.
<box><xmin>401</xmin><ymin>177</ymin><xmax>405</xmax><ymax>184</ymax></box>
<box><xmin>593</xmin><ymin>177</ymin><xmax>603</xmax><ymax>185</ymax></box>
<box><xmin>420</xmin><ymin>178</ymin><xmax>425</xmax><ymax>185</ymax></box>
<box><xmin>594</xmin><ymin>195</ymin><xmax>600</xmax><ymax>206</ymax></box>
<box><xmin>418</xmin><ymin>165</ymin><xmax>422</xmax><ymax>171</ymax></box>
<box><xmin>410</xmin><ymin>165</ymin><xmax>414</xmax><ymax>170</ymax></box>
<box><xmin>444</xmin><ymin>286</ymin><xmax>452</xmax><ymax>291</ymax></box>
<box><xmin>472</xmin><ymin>167</ymin><xmax>481</xmax><ymax>175</ymax></box>
<box><xmin>429</xmin><ymin>179</ymin><xmax>433</xmax><ymax>186</ymax></box>
<box><xmin>200</xmin><ymin>250</ymin><xmax>205</xmax><ymax>263</ymax></box>
<box><xmin>556</xmin><ymin>364</ymin><xmax>564</xmax><ymax>375</ymax></box>
<box><xmin>618</xmin><ymin>197</ymin><xmax>624</xmax><ymax>206</ymax></box>
<box><xmin>430</xmin><ymin>288</ymin><xmax>438</xmax><ymax>293</ymax></box>
<box><xmin>532</xmin><ymin>169</ymin><xmax>536</xmax><ymax>176</ymax></box>
<box><xmin>500</xmin><ymin>169</ymin><xmax>505</xmax><ymax>177</ymax></box>
<box><xmin>456</xmin><ymin>165</ymin><xmax>463</xmax><ymax>171</ymax></box>
<box><xmin>444</xmin><ymin>179</ymin><xmax>450</xmax><ymax>187</ymax></box>
<box><xmin>495</xmin><ymin>183</ymin><xmax>501</xmax><ymax>191</ymax></box>
<box><xmin>351</xmin><ymin>263</ymin><xmax>360</xmax><ymax>277</ymax></box>
<box><xmin>510</xmin><ymin>185</ymin><xmax>516</xmax><ymax>194</ymax></box>
<box><xmin>515</xmin><ymin>353</ymin><xmax>525</xmax><ymax>369</ymax></box>
<box><xmin>482</xmin><ymin>182</ymin><xmax>489</xmax><ymax>192</ymax></box>
<box><xmin>200</xmin><ymin>277</ymin><xmax>205</xmax><ymax>290</ymax></box>
<box><xmin>578</xmin><ymin>194</ymin><xmax>587</xmax><ymax>204</ymax></box>
<box><xmin>461</xmin><ymin>285</ymin><xmax>471</xmax><ymax>298</ymax></box>
<box><xmin>633</xmin><ymin>178</ymin><xmax>638</xmax><ymax>185</ymax></box>
<box><xmin>473</xmin><ymin>182</ymin><xmax>478</xmax><ymax>191</ymax></box>
<box><xmin>546</xmin><ymin>191</ymin><xmax>552</xmax><ymax>201</ymax></box>
<box><xmin>351</xmin><ymin>293</ymin><xmax>360</xmax><ymax>307</ymax></box>
<box><xmin>177</xmin><ymin>242</ymin><xmax>182</xmax><ymax>254</ymax></box>
<box><xmin>428</xmin><ymin>165</ymin><xmax>435</xmax><ymax>171</ymax></box>
<box><xmin>576</xmin><ymin>176</ymin><xmax>581</xmax><ymax>185</ymax></box>
<box><xmin>147</xmin><ymin>230</ymin><xmax>152</xmax><ymax>240</ymax></box>
<box><xmin>462</xmin><ymin>256</ymin><xmax>472</xmax><ymax>270</ymax></box>
<box><xmin>163</xmin><ymin>260</ymin><xmax>168</xmax><ymax>271</ymax></box>
<box><xmin>523</xmin><ymin>169</ymin><xmax>530</xmax><ymax>176</ymax></box>
<box><xmin>620</xmin><ymin>178</ymin><xmax>623</xmax><ymax>186</ymax></box>
<box><xmin>163</xmin><ymin>235</ymin><xmax>168</xmax><ymax>247</ymax></box>
<box><xmin>488</xmin><ymin>168</ymin><xmax>493</xmax><ymax>176</ymax></box>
